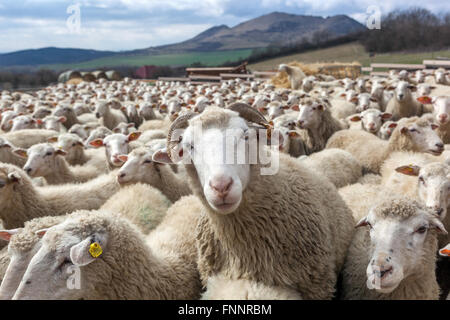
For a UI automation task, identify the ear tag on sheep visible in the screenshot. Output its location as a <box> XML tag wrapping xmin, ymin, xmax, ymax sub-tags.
<box><xmin>89</xmin><ymin>242</ymin><xmax>103</xmax><ymax>258</ymax></box>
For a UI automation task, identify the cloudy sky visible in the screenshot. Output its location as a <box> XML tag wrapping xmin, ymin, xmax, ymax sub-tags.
<box><xmin>0</xmin><ymin>0</ymin><xmax>448</xmax><ymax>53</ymax></box>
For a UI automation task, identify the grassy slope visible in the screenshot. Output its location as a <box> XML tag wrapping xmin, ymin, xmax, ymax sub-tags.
<box><xmin>44</xmin><ymin>49</ymin><xmax>253</xmax><ymax>70</ymax></box>
<box><xmin>248</xmin><ymin>42</ymin><xmax>450</xmax><ymax>71</ymax></box>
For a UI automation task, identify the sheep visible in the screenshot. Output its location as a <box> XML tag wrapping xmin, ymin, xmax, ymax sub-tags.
<box><xmin>435</xmin><ymin>68</ymin><xmax>450</xmax><ymax>85</ymax></box>
<box><xmin>53</xmin><ymin>104</ymin><xmax>96</xmax><ymax>129</ymax></box>
<box><xmin>339</xmin><ymin>182</ymin><xmax>385</xmax><ymax>222</ymax></box>
<box><xmin>52</xmin><ymin>133</ymin><xmax>107</xmax><ymax>171</ymax></box>
<box><xmin>100</xmin><ymin>183</ymin><xmax>171</xmax><ymax>234</ymax></box>
<box><xmin>94</xmin><ymin>101</ymin><xmax>127</xmax><ymax>130</ymax></box>
<box><xmin>357</xmin><ymin>173</ymin><xmax>382</xmax><ymax>185</ymax></box>
<box><xmin>326</xmin><ymin>116</ymin><xmax>444</xmax><ymax>173</ymax></box>
<box><xmin>152</xmin><ymin>105</ymin><xmax>354</xmax><ymax>299</ymax></box>
<box><xmin>0</xmin><ymin>215</ymin><xmax>66</xmax><ymax>300</ymax></box>
<box><xmin>296</xmin><ymin>98</ymin><xmax>343</xmax><ymax>154</ymax></box>
<box><xmin>117</xmin><ymin>146</ymin><xmax>191</xmax><ymax>202</ymax></box>
<box><xmin>113</xmin><ymin>122</ymin><xmax>136</xmax><ymax>135</ymax></box>
<box><xmin>85</xmin><ymin>126</ymin><xmax>113</xmax><ymax>148</ymax></box>
<box><xmin>419</xmin><ymin>96</ymin><xmax>450</xmax><ymax>143</ymax></box>
<box><xmin>138</xmin><ymin>118</ymin><xmax>171</xmax><ymax>133</ymax></box>
<box><xmin>341</xmin><ymin>196</ymin><xmax>446</xmax><ymax>300</ymax></box>
<box><xmin>89</xmin><ymin>132</ymin><xmax>141</xmax><ymax>170</ymax></box>
<box><xmin>278</xmin><ymin>64</ymin><xmax>306</xmax><ymax>90</ymax></box>
<box><xmin>68</xmin><ymin>123</ymin><xmax>88</xmax><ymax>140</ymax></box>
<box><xmin>348</xmin><ymin>109</ymin><xmax>392</xmax><ymax>135</ymax></box>
<box><xmin>10</xmin><ymin>115</ymin><xmax>37</xmax><ymax>131</ymax></box>
<box><xmin>271</xmin><ymin>114</ymin><xmax>306</xmax><ymax>157</ymax></box>
<box><xmin>13</xmin><ymin>198</ymin><xmax>203</xmax><ymax>299</ymax></box>
<box><xmin>299</xmin><ymin>148</ymin><xmax>363</xmax><ymax>188</ymax></box>
<box><xmin>40</xmin><ymin>116</ymin><xmax>67</xmax><ymax>133</ymax></box>
<box><xmin>385</xmin><ymin>81</ymin><xmax>424</xmax><ymax>121</ymax></box>
<box><xmin>14</xmin><ymin>143</ymin><xmax>101</xmax><ymax>185</ymax></box>
<box><xmin>378</xmin><ymin>120</ymin><xmax>397</xmax><ymax>140</ymax></box>
<box><xmin>0</xmin><ymin>137</ymin><xmax>26</xmax><ymax>167</ymax></box>
<box><xmin>0</xmin><ymin>111</ymin><xmax>18</xmax><ymax>131</ymax></box>
<box><xmin>329</xmin><ymin>90</ymin><xmax>358</xmax><ymax>120</ymax></box>
<box><xmin>32</xmin><ymin>107</ymin><xmax>52</xmax><ymax>120</ymax></box>
<box><xmin>0</xmin><ymin>163</ymin><xmax>119</xmax><ymax>229</ymax></box>
<box><xmin>138</xmin><ymin>102</ymin><xmax>158</xmax><ymax>121</ymax></box>
<box><xmin>2</xmin><ymin>129</ymin><xmax>59</xmax><ymax>149</ymax></box>
<box><xmin>370</xmin><ymin>84</ymin><xmax>393</xmax><ymax>111</ymax></box>
<box><xmin>121</xmin><ymin>103</ymin><xmax>142</xmax><ymax>127</ymax></box>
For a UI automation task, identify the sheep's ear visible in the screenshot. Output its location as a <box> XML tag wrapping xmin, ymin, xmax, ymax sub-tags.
<box><xmin>152</xmin><ymin>148</ymin><xmax>173</xmax><ymax>164</ymax></box>
<box><xmin>55</xmin><ymin>149</ymin><xmax>67</xmax><ymax>156</ymax></box>
<box><xmin>70</xmin><ymin>235</ymin><xmax>107</xmax><ymax>267</ymax></box>
<box><xmin>395</xmin><ymin>165</ymin><xmax>420</xmax><ymax>176</ymax></box>
<box><xmin>350</xmin><ymin>97</ymin><xmax>359</xmax><ymax>103</ymax></box>
<box><xmin>267</xmin><ymin>129</ymin><xmax>284</xmax><ymax>148</ymax></box>
<box><xmin>58</xmin><ymin>116</ymin><xmax>67</xmax><ymax>123</ymax></box>
<box><xmin>7</xmin><ymin>172</ymin><xmax>21</xmax><ymax>183</ymax></box>
<box><xmin>0</xmin><ymin>229</ymin><xmax>20</xmax><ymax>241</ymax></box>
<box><xmin>355</xmin><ymin>217</ymin><xmax>369</xmax><ymax>228</ymax></box>
<box><xmin>127</xmin><ymin>131</ymin><xmax>141</xmax><ymax>142</ymax></box>
<box><xmin>288</xmin><ymin>131</ymin><xmax>300</xmax><ymax>138</ymax></box>
<box><xmin>429</xmin><ymin>122</ymin><xmax>439</xmax><ymax>131</ymax></box>
<box><xmin>439</xmin><ymin>244</ymin><xmax>450</xmax><ymax>257</ymax></box>
<box><xmin>13</xmin><ymin>148</ymin><xmax>28</xmax><ymax>159</ymax></box>
<box><xmin>417</xmin><ymin>96</ymin><xmax>432</xmax><ymax>104</ymax></box>
<box><xmin>350</xmin><ymin>115</ymin><xmax>361</xmax><ymax>122</ymax></box>
<box><xmin>291</xmin><ymin>105</ymin><xmax>300</xmax><ymax>111</ymax></box>
<box><xmin>400</xmin><ymin>127</ymin><xmax>409</xmax><ymax>135</ymax></box>
<box><xmin>89</xmin><ymin>139</ymin><xmax>104</xmax><ymax>148</ymax></box>
<box><xmin>47</xmin><ymin>136</ymin><xmax>58</xmax><ymax>143</ymax></box>
<box><xmin>388</xmin><ymin>123</ymin><xmax>397</xmax><ymax>129</ymax></box>
<box><xmin>430</xmin><ymin>216</ymin><xmax>447</xmax><ymax>235</ymax></box>
<box><xmin>35</xmin><ymin>228</ymin><xmax>48</xmax><ymax>238</ymax></box>
<box><xmin>381</xmin><ymin>113</ymin><xmax>392</xmax><ymax>120</ymax></box>
<box><xmin>113</xmin><ymin>128</ymin><xmax>120</xmax><ymax>133</ymax></box>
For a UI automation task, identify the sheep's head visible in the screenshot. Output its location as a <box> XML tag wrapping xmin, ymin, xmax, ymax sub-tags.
<box><xmin>0</xmin><ymin>165</ymin><xmax>25</xmax><ymax>206</ymax></box>
<box><xmin>113</xmin><ymin>122</ymin><xmax>135</xmax><ymax>135</ymax></box>
<box><xmin>54</xmin><ymin>133</ymin><xmax>84</xmax><ymax>158</ymax></box>
<box><xmin>296</xmin><ymin>99</ymin><xmax>326</xmax><ymax>129</ymax></box>
<box><xmin>266</xmin><ymin>101</ymin><xmax>288</xmax><ymax>121</ymax></box>
<box><xmin>32</xmin><ymin>107</ymin><xmax>51</xmax><ymax>119</ymax></box>
<box><xmin>10</xmin><ymin>115</ymin><xmax>37</xmax><ymax>131</ymax></box>
<box><xmin>350</xmin><ymin>109</ymin><xmax>391</xmax><ymax>134</ymax></box>
<box><xmin>396</xmin><ymin>162</ymin><xmax>450</xmax><ymax>219</ymax></box>
<box><xmin>357</xmin><ymin>196</ymin><xmax>446</xmax><ymax>294</ymax></box>
<box><xmin>153</xmin><ymin>105</ymin><xmax>282</xmax><ymax>215</ymax></box>
<box><xmin>15</xmin><ymin>143</ymin><xmax>67</xmax><ymax>177</ymax></box>
<box><xmin>53</xmin><ymin>104</ymin><xmax>75</xmax><ymax>119</ymax></box>
<box><xmin>0</xmin><ymin>111</ymin><xmax>18</xmax><ymax>131</ymax></box>
<box><xmin>392</xmin><ymin>117</ymin><xmax>444</xmax><ymax>156</ymax></box>
<box><xmin>379</xmin><ymin>121</ymin><xmax>397</xmax><ymax>140</ymax></box>
<box><xmin>429</xmin><ymin>96</ymin><xmax>450</xmax><ymax>125</ymax></box>
<box><xmin>93</xmin><ymin>101</ymin><xmax>109</xmax><ymax>119</ymax></box>
<box><xmin>394</xmin><ymin>81</ymin><xmax>415</xmax><ymax>102</ymax></box>
<box><xmin>116</xmin><ymin>145</ymin><xmax>163</xmax><ymax>185</ymax></box>
<box><xmin>0</xmin><ymin>216</ymin><xmax>64</xmax><ymax>300</ymax></box>
<box><xmin>41</xmin><ymin>116</ymin><xmax>66</xmax><ymax>132</ymax></box>
<box><xmin>12</xmin><ymin>211</ymin><xmax>112</xmax><ymax>300</ymax></box>
<box><xmin>90</xmin><ymin>132</ymin><xmax>141</xmax><ymax>167</ymax></box>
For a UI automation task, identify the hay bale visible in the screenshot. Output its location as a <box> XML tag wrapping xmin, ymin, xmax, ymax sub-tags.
<box><xmin>105</xmin><ymin>70</ymin><xmax>122</xmax><ymax>81</ymax></box>
<box><xmin>92</xmin><ymin>70</ymin><xmax>107</xmax><ymax>80</ymax></box>
<box><xmin>66</xmin><ymin>78</ymin><xmax>84</xmax><ymax>85</ymax></box>
<box><xmin>80</xmin><ymin>72</ymin><xmax>96</xmax><ymax>82</ymax></box>
<box><xmin>58</xmin><ymin>70</ymin><xmax>82</xmax><ymax>83</ymax></box>
<box><xmin>271</xmin><ymin>61</ymin><xmax>362</xmax><ymax>89</ymax></box>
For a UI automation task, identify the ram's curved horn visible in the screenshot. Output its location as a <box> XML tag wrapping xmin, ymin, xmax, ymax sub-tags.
<box><xmin>166</xmin><ymin>112</ymin><xmax>196</xmax><ymax>160</ymax></box>
<box><xmin>226</xmin><ymin>102</ymin><xmax>268</xmax><ymax>126</ymax></box>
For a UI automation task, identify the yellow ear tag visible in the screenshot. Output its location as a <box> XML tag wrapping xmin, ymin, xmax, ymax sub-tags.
<box><xmin>89</xmin><ymin>242</ymin><xmax>103</xmax><ymax>258</ymax></box>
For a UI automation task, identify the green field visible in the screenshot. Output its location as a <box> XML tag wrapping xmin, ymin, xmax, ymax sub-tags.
<box><xmin>248</xmin><ymin>42</ymin><xmax>450</xmax><ymax>71</ymax></box>
<box><xmin>45</xmin><ymin>49</ymin><xmax>253</xmax><ymax>70</ymax></box>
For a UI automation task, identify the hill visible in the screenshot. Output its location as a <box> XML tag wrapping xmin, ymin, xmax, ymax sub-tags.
<box><xmin>0</xmin><ymin>12</ymin><xmax>365</xmax><ymax>69</ymax></box>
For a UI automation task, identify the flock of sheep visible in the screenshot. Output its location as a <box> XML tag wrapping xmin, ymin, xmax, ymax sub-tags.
<box><xmin>0</xmin><ymin>63</ymin><xmax>448</xmax><ymax>300</ymax></box>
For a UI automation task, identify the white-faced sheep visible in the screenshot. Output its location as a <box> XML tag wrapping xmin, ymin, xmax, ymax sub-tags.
<box><xmin>349</xmin><ymin>109</ymin><xmax>392</xmax><ymax>135</ymax></box>
<box><xmin>152</xmin><ymin>105</ymin><xmax>354</xmax><ymax>299</ymax></box>
<box><xmin>326</xmin><ymin>116</ymin><xmax>444</xmax><ymax>173</ymax></box>
<box><xmin>89</xmin><ymin>132</ymin><xmax>141</xmax><ymax>170</ymax></box>
<box><xmin>385</xmin><ymin>81</ymin><xmax>424</xmax><ymax>121</ymax></box>
<box><xmin>419</xmin><ymin>96</ymin><xmax>450</xmax><ymax>143</ymax></box>
<box><xmin>94</xmin><ymin>101</ymin><xmax>127</xmax><ymax>130</ymax></box>
<box><xmin>341</xmin><ymin>196</ymin><xmax>446</xmax><ymax>300</ymax></box>
<box><xmin>14</xmin><ymin>143</ymin><xmax>101</xmax><ymax>185</ymax></box>
<box><xmin>2</xmin><ymin>129</ymin><xmax>59</xmax><ymax>149</ymax></box>
<box><xmin>117</xmin><ymin>146</ymin><xmax>191</xmax><ymax>202</ymax></box>
<box><xmin>296</xmin><ymin>98</ymin><xmax>343</xmax><ymax>154</ymax></box>
<box><xmin>378</xmin><ymin>120</ymin><xmax>397</xmax><ymax>140</ymax></box>
<box><xmin>278</xmin><ymin>64</ymin><xmax>306</xmax><ymax>90</ymax></box>
<box><xmin>13</xmin><ymin>198</ymin><xmax>203</xmax><ymax>299</ymax></box>
<box><xmin>10</xmin><ymin>115</ymin><xmax>37</xmax><ymax>131</ymax></box>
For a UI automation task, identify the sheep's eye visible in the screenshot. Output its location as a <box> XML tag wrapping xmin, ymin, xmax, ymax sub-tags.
<box><xmin>72</xmin><ymin>143</ymin><xmax>76</xmax><ymax>147</ymax></box>
<box><xmin>416</xmin><ymin>226</ymin><xmax>427</xmax><ymax>234</ymax></box>
<box><xmin>409</xmin><ymin>128</ymin><xmax>418</xmax><ymax>133</ymax></box>
<box><xmin>58</xmin><ymin>258</ymin><xmax>72</xmax><ymax>271</ymax></box>
<box><xmin>419</xmin><ymin>176</ymin><xmax>425</xmax><ymax>184</ymax></box>
<box><xmin>46</xmin><ymin>152</ymin><xmax>52</xmax><ymax>156</ymax></box>
<box><xmin>143</xmin><ymin>159</ymin><xmax>152</xmax><ymax>164</ymax></box>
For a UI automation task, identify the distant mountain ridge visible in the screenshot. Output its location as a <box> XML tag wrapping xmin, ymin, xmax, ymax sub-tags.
<box><xmin>0</xmin><ymin>12</ymin><xmax>365</xmax><ymax>67</ymax></box>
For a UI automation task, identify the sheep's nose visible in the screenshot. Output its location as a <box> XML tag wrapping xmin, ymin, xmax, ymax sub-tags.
<box><xmin>439</xmin><ymin>114</ymin><xmax>448</xmax><ymax>121</ymax></box>
<box><xmin>209</xmin><ymin>176</ymin><xmax>233</xmax><ymax>197</ymax></box>
<box><xmin>25</xmin><ymin>167</ymin><xmax>32</xmax><ymax>174</ymax></box>
<box><xmin>436</xmin><ymin>143</ymin><xmax>444</xmax><ymax>150</ymax></box>
<box><xmin>368</xmin><ymin>123</ymin><xmax>375</xmax><ymax>129</ymax></box>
